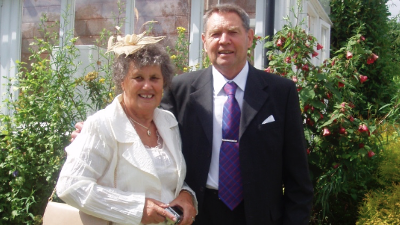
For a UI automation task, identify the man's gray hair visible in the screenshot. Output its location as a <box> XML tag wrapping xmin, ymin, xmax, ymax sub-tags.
<box><xmin>203</xmin><ymin>3</ymin><xmax>251</xmax><ymax>32</ymax></box>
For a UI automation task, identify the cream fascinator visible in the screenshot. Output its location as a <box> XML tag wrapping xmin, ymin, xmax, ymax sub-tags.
<box><xmin>106</xmin><ymin>31</ymin><xmax>165</xmax><ymax>57</ymax></box>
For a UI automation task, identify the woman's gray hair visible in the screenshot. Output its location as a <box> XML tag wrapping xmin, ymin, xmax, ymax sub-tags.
<box><xmin>203</xmin><ymin>3</ymin><xmax>250</xmax><ymax>32</ymax></box>
<box><xmin>113</xmin><ymin>43</ymin><xmax>175</xmax><ymax>94</ymax></box>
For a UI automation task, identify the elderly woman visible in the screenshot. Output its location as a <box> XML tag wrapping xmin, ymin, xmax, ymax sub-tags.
<box><xmin>56</xmin><ymin>33</ymin><xmax>197</xmax><ymax>225</ymax></box>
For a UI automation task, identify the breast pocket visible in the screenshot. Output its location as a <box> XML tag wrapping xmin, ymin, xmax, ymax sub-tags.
<box><xmin>257</xmin><ymin>120</ymin><xmax>284</xmax><ymax>159</ymax></box>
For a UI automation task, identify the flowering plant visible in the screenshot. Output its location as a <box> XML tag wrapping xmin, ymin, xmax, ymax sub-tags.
<box><xmin>166</xmin><ymin>27</ymin><xmax>199</xmax><ymax>74</ymax></box>
<box><xmin>265</xmin><ymin>19</ymin><xmax>381</xmax><ymax>220</ymax></box>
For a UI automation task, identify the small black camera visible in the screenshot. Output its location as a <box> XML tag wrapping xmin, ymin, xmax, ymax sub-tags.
<box><xmin>165</xmin><ymin>206</ymin><xmax>183</xmax><ymax>225</ymax></box>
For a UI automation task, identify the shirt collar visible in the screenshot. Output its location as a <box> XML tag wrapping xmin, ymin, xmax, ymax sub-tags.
<box><xmin>212</xmin><ymin>62</ymin><xmax>249</xmax><ymax>94</ymax></box>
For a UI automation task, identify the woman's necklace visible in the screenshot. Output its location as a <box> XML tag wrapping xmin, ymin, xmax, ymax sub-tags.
<box><xmin>122</xmin><ymin>101</ymin><xmax>152</xmax><ymax>136</ymax></box>
<box><xmin>128</xmin><ymin>117</ymin><xmax>151</xmax><ymax>136</ymax></box>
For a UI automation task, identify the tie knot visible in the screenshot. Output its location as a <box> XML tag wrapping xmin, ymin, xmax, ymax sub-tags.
<box><xmin>224</xmin><ymin>82</ymin><xmax>238</xmax><ymax>96</ymax></box>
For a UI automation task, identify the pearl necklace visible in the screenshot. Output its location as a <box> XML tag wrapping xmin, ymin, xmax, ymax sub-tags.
<box><xmin>122</xmin><ymin>101</ymin><xmax>151</xmax><ymax>136</ymax></box>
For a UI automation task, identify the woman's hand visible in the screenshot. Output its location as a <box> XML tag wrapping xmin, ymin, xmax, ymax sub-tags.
<box><xmin>70</xmin><ymin>122</ymin><xmax>84</xmax><ymax>142</ymax></box>
<box><xmin>168</xmin><ymin>191</ymin><xmax>197</xmax><ymax>225</ymax></box>
<box><xmin>141</xmin><ymin>198</ymin><xmax>171</xmax><ymax>224</ymax></box>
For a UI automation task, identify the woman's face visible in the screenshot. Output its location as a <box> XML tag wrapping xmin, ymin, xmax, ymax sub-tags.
<box><xmin>121</xmin><ymin>63</ymin><xmax>164</xmax><ymax>115</ymax></box>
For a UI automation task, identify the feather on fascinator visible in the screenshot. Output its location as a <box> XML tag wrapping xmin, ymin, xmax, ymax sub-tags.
<box><xmin>106</xmin><ymin>32</ymin><xmax>165</xmax><ymax>57</ymax></box>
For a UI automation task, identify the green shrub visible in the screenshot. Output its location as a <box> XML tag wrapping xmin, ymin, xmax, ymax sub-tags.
<box><xmin>377</xmin><ymin>136</ymin><xmax>400</xmax><ymax>185</ymax></box>
<box><xmin>264</xmin><ymin>3</ymin><xmax>383</xmax><ymax>223</ymax></box>
<box><xmin>0</xmin><ymin>14</ymin><xmax>115</xmax><ymax>224</ymax></box>
<box><xmin>330</xmin><ymin>0</ymin><xmax>398</xmax><ymax>118</ymax></box>
<box><xmin>356</xmin><ymin>136</ymin><xmax>400</xmax><ymax>224</ymax></box>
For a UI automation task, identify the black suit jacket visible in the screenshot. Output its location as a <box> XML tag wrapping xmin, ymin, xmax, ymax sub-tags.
<box><xmin>161</xmin><ymin>64</ymin><xmax>313</xmax><ymax>225</ymax></box>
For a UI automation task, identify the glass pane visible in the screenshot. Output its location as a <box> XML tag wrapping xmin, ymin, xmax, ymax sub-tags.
<box><xmin>21</xmin><ymin>0</ymin><xmax>62</xmax><ymax>66</ymax></box>
<box><xmin>75</xmin><ymin>0</ymin><xmax>127</xmax><ymax>46</ymax></box>
<box><xmin>134</xmin><ymin>0</ymin><xmax>191</xmax><ymax>49</ymax></box>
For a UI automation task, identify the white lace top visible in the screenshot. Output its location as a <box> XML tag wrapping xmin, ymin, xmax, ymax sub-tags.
<box><xmin>144</xmin><ymin>133</ymin><xmax>178</xmax><ymax>204</ymax></box>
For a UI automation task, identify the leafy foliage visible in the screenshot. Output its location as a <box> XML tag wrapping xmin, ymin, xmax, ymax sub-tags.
<box><xmin>264</xmin><ymin>7</ymin><xmax>382</xmax><ymax>223</ymax></box>
<box><xmin>166</xmin><ymin>27</ymin><xmax>198</xmax><ymax>74</ymax></box>
<box><xmin>356</xmin><ymin>134</ymin><xmax>400</xmax><ymax>224</ymax></box>
<box><xmin>0</xmin><ymin>14</ymin><xmax>115</xmax><ymax>224</ymax></box>
<box><xmin>330</xmin><ymin>0</ymin><xmax>397</xmax><ymax>118</ymax></box>
<box><xmin>166</xmin><ymin>26</ymin><xmax>212</xmax><ymax>74</ymax></box>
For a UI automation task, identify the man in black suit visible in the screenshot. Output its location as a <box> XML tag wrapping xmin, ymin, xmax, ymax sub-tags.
<box><xmin>160</xmin><ymin>3</ymin><xmax>313</xmax><ymax>225</ymax></box>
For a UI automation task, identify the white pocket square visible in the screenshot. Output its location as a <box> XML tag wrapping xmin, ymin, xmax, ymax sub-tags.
<box><xmin>262</xmin><ymin>115</ymin><xmax>275</xmax><ymax>124</ymax></box>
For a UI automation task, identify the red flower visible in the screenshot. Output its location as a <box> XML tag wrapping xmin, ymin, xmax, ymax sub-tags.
<box><xmin>292</xmin><ymin>76</ymin><xmax>298</xmax><ymax>83</ymax></box>
<box><xmin>323</xmin><ymin>128</ymin><xmax>331</xmax><ymax>136</ymax></box>
<box><xmin>302</xmin><ymin>64</ymin><xmax>309</xmax><ymax>71</ymax></box>
<box><xmin>358</xmin><ymin>124</ymin><xmax>369</xmax><ymax>133</ymax></box>
<box><xmin>331</xmin><ymin>60</ymin><xmax>335</xmax><ymax>66</ymax></box>
<box><xmin>317</xmin><ymin>43</ymin><xmax>323</xmax><ymax>50</ymax></box>
<box><xmin>349</xmin><ymin>116</ymin><xmax>355</xmax><ymax>122</ymax></box>
<box><xmin>265</xmin><ymin>67</ymin><xmax>272</xmax><ymax>73</ymax></box>
<box><xmin>358</xmin><ymin>124</ymin><xmax>371</xmax><ymax>136</ymax></box>
<box><xmin>307</xmin><ymin>148</ymin><xmax>310</xmax><ymax>155</ymax></box>
<box><xmin>359</xmin><ymin>143</ymin><xmax>364</xmax><ymax>148</ymax></box>
<box><xmin>319</xmin><ymin>113</ymin><xmax>324</xmax><ymax>120</ymax></box>
<box><xmin>304</xmin><ymin>104</ymin><xmax>310</xmax><ymax>112</ymax></box>
<box><xmin>304</xmin><ymin>105</ymin><xmax>314</xmax><ymax>112</ymax></box>
<box><xmin>359</xmin><ymin>75</ymin><xmax>368</xmax><ymax>84</ymax></box>
<box><xmin>312</xmin><ymin>51</ymin><xmax>319</xmax><ymax>58</ymax></box>
<box><xmin>306</xmin><ymin>118</ymin><xmax>314</xmax><ymax>126</ymax></box>
<box><xmin>339</xmin><ymin>127</ymin><xmax>346</xmax><ymax>134</ymax></box>
<box><xmin>368</xmin><ymin>151</ymin><xmax>375</xmax><ymax>158</ymax></box>
<box><xmin>333</xmin><ymin>163</ymin><xmax>340</xmax><ymax>169</ymax></box>
<box><xmin>367</xmin><ymin>53</ymin><xmax>379</xmax><ymax>65</ymax></box>
<box><xmin>276</xmin><ymin>38</ymin><xmax>283</xmax><ymax>47</ymax></box>
<box><xmin>346</xmin><ymin>51</ymin><xmax>353</xmax><ymax>59</ymax></box>
<box><xmin>285</xmin><ymin>56</ymin><xmax>291</xmax><ymax>63</ymax></box>
<box><xmin>360</xmin><ymin>36</ymin><xmax>365</xmax><ymax>41</ymax></box>
<box><xmin>338</xmin><ymin>82</ymin><xmax>345</xmax><ymax>88</ymax></box>
<box><xmin>326</xmin><ymin>93</ymin><xmax>332</xmax><ymax>99</ymax></box>
<box><xmin>297</xmin><ymin>87</ymin><xmax>303</xmax><ymax>92</ymax></box>
<box><xmin>340</xmin><ymin>102</ymin><xmax>346</xmax><ymax>112</ymax></box>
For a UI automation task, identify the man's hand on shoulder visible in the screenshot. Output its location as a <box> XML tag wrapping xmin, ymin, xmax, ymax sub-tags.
<box><xmin>70</xmin><ymin>121</ymin><xmax>84</xmax><ymax>142</ymax></box>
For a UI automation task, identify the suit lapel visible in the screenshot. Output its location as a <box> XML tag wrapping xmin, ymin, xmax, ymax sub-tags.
<box><xmin>190</xmin><ymin>67</ymin><xmax>214</xmax><ymax>143</ymax></box>
<box><xmin>240</xmin><ymin>65</ymin><xmax>269</xmax><ymax>138</ymax></box>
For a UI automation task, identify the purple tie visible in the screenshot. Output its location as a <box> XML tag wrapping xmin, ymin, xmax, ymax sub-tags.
<box><xmin>219</xmin><ymin>81</ymin><xmax>243</xmax><ymax>210</ymax></box>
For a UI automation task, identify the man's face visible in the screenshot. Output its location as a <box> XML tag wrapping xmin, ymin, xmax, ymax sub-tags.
<box><xmin>202</xmin><ymin>12</ymin><xmax>254</xmax><ymax>79</ymax></box>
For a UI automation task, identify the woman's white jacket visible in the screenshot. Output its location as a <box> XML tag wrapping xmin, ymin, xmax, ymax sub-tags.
<box><xmin>56</xmin><ymin>95</ymin><xmax>196</xmax><ymax>225</ymax></box>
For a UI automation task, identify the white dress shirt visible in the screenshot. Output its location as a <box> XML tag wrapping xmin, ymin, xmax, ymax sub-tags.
<box><xmin>206</xmin><ymin>63</ymin><xmax>249</xmax><ymax>190</ymax></box>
